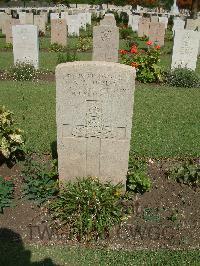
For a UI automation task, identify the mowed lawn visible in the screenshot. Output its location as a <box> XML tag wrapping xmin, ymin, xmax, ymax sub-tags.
<box><xmin>1</xmin><ymin>80</ymin><xmax>200</xmax><ymax>158</ymax></box>
<box><xmin>1</xmin><ymin>244</ymin><xmax>200</xmax><ymax>266</ymax></box>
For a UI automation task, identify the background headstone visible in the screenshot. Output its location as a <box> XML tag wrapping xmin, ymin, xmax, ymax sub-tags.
<box><xmin>171</xmin><ymin>30</ymin><xmax>199</xmax><ymax>70</ymax></box>
<box><xmin>51</xmin><ymin>19</ymin><xmax>67</xmax><ymax>46</ymax></box>
<box><xmin>93</xmin><ymin>24</ymin><xmax>119</xmax><ymax>62</ymax></box>
<box><xmin>149</xmin><ymin>22</ymin><xmax>165</xmax><ymax>46</ymax></box>
<box><xmin>12</xmin><ymin>25</ymin><xmax>39</xmax><ymax>69</ymax></box>
<box><xmin>138</xmin><ymin>17</ymin><xmax>150</xmax><ymax>37</ymax></box>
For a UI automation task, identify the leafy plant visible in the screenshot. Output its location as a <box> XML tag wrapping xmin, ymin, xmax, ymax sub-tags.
<box><xmin>22</xmin><ymin>156</ymin><xmax>59</xmax><ymax>205</ymax></box>
<box><xmin>57</xmin><ymin>51</ymin><xmax>78</xmax><ymax>64</ymax></box>
<box><xmin>0</xmin><ymin>106</ymin><xmax>25</xmax><ymax>163</ymax></box>
<box><xmin>50</xmin><ymin>177</ymin><xmax>125</xmax><ymax>241</ymax></box>
<box><xmin>165</xmin><ymin>68</ymin><xmax>200</xmax><ymax>88</ymax></box>
<box><xmin>127</xmin><ymin>157</ymin><xmax>151</xmax><ymax>194</ymax></box>
<box><xmin>50</xmin><ymin>43</ymin><xmax>66</xmax><ymax>52</ymax></box>
<box><xmin>7</xmin><ymin>62</ymin><xmax>37</xmax><ymax>81</ymax></box>
<box><xmin>76</xmin><ymin>36</ymin><xmax>92</xmax><ymax>52</ymax></box>
<box><xmin>120</xmin><ymin>27</ymin><xmax>133</xmax><ymax>39</ymax></box>
<box><xmin>167</xmin><ymin>160</ymin><xmax>200</xmax><ymax>187</ymax></box>
<box><xmin>120</xmin><ymin>41</ymin><xmax>163</xmax><ymax>83</ymax></box>
<box><xmin>0</xmin><ymin>176</ymin><xmax>14</xmax><ymax>213</ymax></box>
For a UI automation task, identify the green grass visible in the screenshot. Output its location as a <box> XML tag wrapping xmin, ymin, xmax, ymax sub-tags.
<box><xmin>1</xmin><ymin>244</ymin><xmax>200</xmax><ymax>266</ymax></box>
<box><xmin>1</xmin><ymin>81</ymin><xmax>200</xmax><ymax>158</ymax></box>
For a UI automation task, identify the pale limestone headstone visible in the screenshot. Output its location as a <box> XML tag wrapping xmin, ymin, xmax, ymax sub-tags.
<box><xmin>50</xmin><ymin>13</ymin><xmax>59</xmax><ymax>21</ymax></box>
<box><xmin>149</xmin><ymin>22</ymin><xmax>165</xmax><ymax>46</ymax></box>
<box><xmin>5</xmin><ymin>18</ymin><xmax>20</xmax><ymax>44</ymax></box>
<box><xmin>172</xmin><ymin>18</ymin><xmax>185</xmax><ymax>34</ymax></box>
<box><xmin>61</xmin><ymin>11</ymin><xmax>68</xmax><ymax>24</ymax></box>
<box><xmin>159</xmin><ymin>16</ymin><xmax>168</xmax><ymax>29</ymax></box>
<box><xmin>86</xmin><ymin>12</ymin><xmax>92</xmax><ymax>25</ymax></box>
<box><xmin>19</xmin><ymin>12</ymin><xmax>33</xmax><ymax>25</ymax></box>
<box><xmin>67</xmin><ymin>15</ymin><xmax>80</xmax><ymax>36</ymax></box>
<box><xmin>186</xmin><ymin>19</ymin><xmax>200</xmax><ymax>31</ymax></box>
<box><xmin>138</xmin><ymin>17</ymin><xmax>150</xmax><ymax>37</ymax></box>
<box><xmin>40</xmin><ymin>12</ymin><xmax>48</xmax><ymax>24</ymax></box>
<box><xmin>34</xmin><ymin>14</ymin><xmax>46</xmax><ymax>34</ymax></box>
<box><xmin>1</xmin><ymin>14</ymin><xmax>12</xmax><ymax>34</ymax></box>
<box><xmin>51</xmin><ymin>19</ymin><xmax>67</xmax><ymax>46</ymax></box>
<box><xmin>56</xmin><ymin>61</ymin><xmax>136</xmax><ymax>185</ymax></box>
<box><xmin>151</xmin><ymin>16</ymin><xmax>158</xmax><ymax>23</ymax></box>
<box><xmin>100</xmin><ymin>14</ymin><xmax>116</xmax><ymax>26</ymax></box>
<box><xmin>12</xmin><ymin>25</ymin><xmax>39</xmax><ymax>69</ymax></box>
<box><xmin>131</xmin><ymin>15</ymin><xmax>141</xmax><ymax>32</ymax></box>
<box><xmin>171</xmin><ymin>30</ymin><xmax>199</xmax><ymax>70</ymax></box>
<box><xmin>0</xmin><ymin>12</ymin><xmax>10</xmax><ymax>30</ymax></box>
<box><xmin>93</xmin><ymin>24</ymin><xmax>119</xmax><ymax>62</ymax></box>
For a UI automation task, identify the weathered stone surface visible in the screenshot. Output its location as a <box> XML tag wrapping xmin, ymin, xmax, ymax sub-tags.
<box><xmin>5</xmin><ymin>18</ymin><xmax>20</xmax><ymax>43</ymax></box>
<box><xmin>67</xmin><ymin>15</ymin><xmax>80</xmax><ymax>36</ymax></box>
<box><xmin>34</xmin><ymin>14</ymin><xmax>46</xmax><ymax>34</ymax></box>
<box><xmin>19</xmin><ymin>12</ymin><xmax>33</xmax><ymax>24</ymax></box>
<box><xmin>149</xmin><ymin>22</ymin><xmax>165</xmax><ymax>46</ymax></box>
<box><xmin>51</xmin><ymin>19</ymin><xmax>67</xmax><ymax>46</ymax></box>
<box><xmin>100</xmin><ymin>14</ymin><xmax>116</xmax><ymax>26</ymax></box>
<box><xmin>138</xmin><ymin>17</ymin><xmax>150</xmax><ymax>37</ymax></box>
<box><xmin>172</xmin><ymin>18</ymin><xmax>185</xmax><ymax>34</ymax></box>
<box><xmin>129</xmin><ymin>15</ymin><xmax>141</xmax><ymax>32</ymax></box>
<box><xmin>50</xmin><ymin>12</ymin><xmax>59</xmax><ymax>20</ymax></box>
<box><xmin>151</xmin><ymin>16</ymin><xmax>158</xmax><ymax>23</ymax></box>
<box><xmin>186</xmin><ymin>18</ymin><xmax>200</xmax><ymax>30</ymax></box>
<box><xmin>159</xmin><ymin>16</ymin><xmax>168</xmax><ymax>29</ymax></box>
<box><xmin>56</xmin><ymin>61</ymin><xmax>136</xmax><ymax>185</ymax></box>
<box><xmin>93</xmin><ymin>25</ymin><xmax>119</xmax><ymax>62</ymax></box>
<box><xmin>1</xmin><ymin>14</ymin><xmax>12</xmax><ymax>34</ymax></box>
<box><xmin>171</xmin><ymin>30</ymin><xmax>199</xmax><ymax>70</ymax></box>
<box><xmin>12</xmin><ymin>25</ymin><xmax>39</xmax><ymax>69</ymax></box>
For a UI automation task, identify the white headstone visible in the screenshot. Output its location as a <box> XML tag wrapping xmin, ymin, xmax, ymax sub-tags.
<box><xmin>171</xmin><ymin>30</ymin><xmax>199</xmax><ymax>70</ymax></box>
<box><xmin>12</xmin><ymin>25</ymin><xmax>39</xmax><ymax>69</ymax></box>
<box><xmin>56</xmin><ymin>61</ymin><xmax>136</xmax><ymax>185</ymax></box>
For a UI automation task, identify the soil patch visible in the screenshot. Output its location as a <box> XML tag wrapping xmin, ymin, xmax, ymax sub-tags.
<box><xmin>0</xmin><ymin>159</ymin><xmax>199</xmax><ymax>250</ymax></box>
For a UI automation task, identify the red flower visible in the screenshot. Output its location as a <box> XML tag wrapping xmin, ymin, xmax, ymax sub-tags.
<box><xmin>146</xmin><ymin>40</ymin><xmax>153</xmax><ymax>46</ymax></box>
<box><xmin>130</xmin><ymin>45</ymin><xmax>138</xmax><ymax>54</ymax></box>
<box><xmin>120</xmin><ymin>49</ymin><xmax>128</xmax><ymax>55</ymax></box>
<box><xmin>155</xmin><ymin>45</ymin><xmax>161</xmax><ymax>50</ymax></box>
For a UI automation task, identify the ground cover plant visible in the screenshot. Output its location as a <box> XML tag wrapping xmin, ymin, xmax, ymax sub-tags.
<box><xmin>0</xmin><ymin>175</ymin><xmax>14</xmax><ymax>213</ymax></box>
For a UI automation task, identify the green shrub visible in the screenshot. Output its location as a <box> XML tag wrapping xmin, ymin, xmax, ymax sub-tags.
<box><xmin>57</xmin><ymin>51</ymin><xmax>78</xmax><ymax>64</ymax></box>
<box><xmin>22</xmin><ymin>156</ymin><xmax>59</xmax><ymax>205</ymax></box>
<box><xmin>50</xmin><ymin>177</ymin><xmax>125</xmax><ymax>241</ymax></box>
<box><xmin>0</xmin><ymin>106</ymin><xmax>25</xmax><ymax>163</ymax></box>
<box><xmin>166</xmin><ymin>68</ymin><xmax>200</xmax><ymax>88</ymax></box>
<box><xmin>50</xmin><ymin>43</ymin><xmax>66</xmax><ymax>52</ymax></box>
<box><xmin>76</xmin><ymin>36</ymin><xmax>92</xmax><ymax>52</ymax></box>
<box><xmin>7</xmin><ymin>62</ymin><xmax>37</xmax><ymax>81</ymax></box>
<box><xmin>127</xmin><ymin>157</ymin><xmax>151</xmax><ymax>194</ymax></box>
<box><xmin>120</xmin><ymin>27</ymin><xmax>133</xmax><ymax>39</ymax></box>
<box><xmin>120</xmin><ymin>41</ymin><xmax>163</xmax><ymax>83</ymax></box>
<box><xmin>0</xmin><ymin>176</ymin><xmax>14</xmax><ymax>213</ymax></box>
<box><xmin>167</xmin><ymin>160</ymin><xmax>200</xmax><ymax>187</ymax></box>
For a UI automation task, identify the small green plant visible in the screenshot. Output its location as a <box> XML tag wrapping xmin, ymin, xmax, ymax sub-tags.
<box><xmin>127</xmin><ymin>157</ymin><xmax>151</xmax><ymax>193</ymax></box>
<box><xmin>166</xmin><ymin>67</ymin><xmax>200</xmax><ymax>88</ymax></box>
<box><xmin>57</xmin><ymin>51</ymin><xmax>78</xmax><ymax>64</ymax></box>
<box><xmin>4</xmin><ymin>43</ymin><xmax>13</xmax><ymax>50</ymax></box>
<box><xmin>50</xmin><ymin>43</ymin><xmax>66</xmax><ymax>52</ymax></box>
<box><xmin>120</xmin><ymin>41</ymin><xmax>163</xmax><ymax>83</ymax></box>
<box><xmin>76</xmin><ymin>36</ymin><xmax>92</xmax><ymax>52</ymax></box>
<box><xmin>7</xmin><ymin>62</ymin><xmax>37</xmax><ymax>81</ymax></box>
<box><xmin>167</xmin><ymin>160</ymin><xmax>200</xmax><ymax>187</ymax></box>
<box><xmin>0</xmin><ymin>106</ymin><xmax>24</xmax><ymax>163</ymax></box>
<box><xmin>22</xmin><ymin>156</ymin><xmax>59</xmax><ymax>205</ymax></box>
<box><xmin>120</xmin><ymin>27</ymin><xmax>133</xmax><ymax>39</ymax></box>
<box><xmin>50</xmin><ymin>177</ymin><xmax>125</xmax><ymax>241</ymax></box>
<box><xmin>0</xmin><ymin>176</ymin><xmax>14</xmax><ymax>213</ymax></box>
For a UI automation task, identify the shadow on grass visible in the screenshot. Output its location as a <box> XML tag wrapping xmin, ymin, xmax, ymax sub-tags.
<box><xmin>51</xmin><ymin>141</ymin><xmax>58</xmax><ymax>160</ymax></box>
<box><xmin>0</xmin><ymin>228</ymin><xmax>59</xmax><ymax>266</ymax></box>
